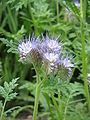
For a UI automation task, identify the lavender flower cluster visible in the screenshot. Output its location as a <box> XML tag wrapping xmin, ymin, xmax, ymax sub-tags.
<box><xmin>18</xmin><ymin>35</ymin><xmax>74</xmax><ymax>80</ymax></box>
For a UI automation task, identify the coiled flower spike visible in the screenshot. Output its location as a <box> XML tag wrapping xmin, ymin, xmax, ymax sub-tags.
<box><xmin>56</xmin><ymin>57</ymin><xmax>74</xmax><ymax>81</ymax></box>
<box><xmin>18</xmin><ymin>36</ymin><xmax>42</xmax><ymax>66</ymax></box>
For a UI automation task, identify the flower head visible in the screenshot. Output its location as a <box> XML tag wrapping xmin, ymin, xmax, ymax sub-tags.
<box><xmin>42</xmin><ymin>52</ymin><xmax>59</xmax><ymax>74</ymax></box>
<box><xmin>18</xmin><ymin>35</ymin><xmax>74</xmax><ymax>80</ymax></box>
<box><xmin>43</xmin><ymin>52</ymin><xmax>59</xmax><ymax>63</ymax></box>
<box><xmin>18</xmin><ymin>40</ymin><xmax>32</xmax><ymax>58</ymax></box>
<box><xmin>61</xmin><ymin>57</ymin><xmax>74</xmax><ymax>69</ymax></box>
<box><xmin>41</xmin><ymin>35</ymin><xmax>61</xmax><ymax>53</ymax></box>
<box><xmin>18</xmin><ymin>36</ymin><xmax>40</xmax><ymax>57</ymax></box>
<box><xmin>56</xmin><ymin>57</ymin><xmax>74</xmax><ymax>81</ymax></box>
<box><xmin>18</xmin><ymin>36</ymin><xmax>42</xmax><ymax>64</ymax></box>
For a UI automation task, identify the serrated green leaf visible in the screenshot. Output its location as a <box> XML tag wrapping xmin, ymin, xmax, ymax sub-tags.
<box><xmin>7</xmin><ymin>92</ymin><xmax>17</xmax><ymax>101</ymax></box>
<box><xmin>4</xmin><ymin>81</ymin><xmax>10</xmax><ymax>93</ymax></box>
<box><xmin>0</xmin><ymin>86</ymin><xmax>7</xmax><ymax>98</ymax></box>
<box><xmin>0</xmin><ymin>78</ymin><xmax>19</xmax><ymax>101</ymax></box>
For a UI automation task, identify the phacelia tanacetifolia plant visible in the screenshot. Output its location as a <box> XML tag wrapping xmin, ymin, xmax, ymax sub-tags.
<box><xmin>18</xmin><ymin>35</ymin><xmax>74</xmax><ymax>120</ymax></box>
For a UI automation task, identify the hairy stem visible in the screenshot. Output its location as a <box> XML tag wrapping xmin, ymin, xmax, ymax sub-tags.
<box><xmin>58</xmin><ymin>89</ymin><xmax>62</xmax><ymax>119</ymax></box>
<box><xmin>33</xmin><ymin>83</ymin><xmax>40</xmax><ymax>120</ymax></box>
<box><xmin>83</xmin><ymin>0</ymin><xmax>87</xmax><ymax>20</ymax></box>
<box><xmin>80</xmin><ymin>0</ymin><xmax>90</xmax><ymax>111</ymax></box>
<box><xmin>51</xmin><ymin>94</ymin><xmax>62</xmax><ymax>120</ymax></box>
<box><xmin>0</xmin><ymin>100</ymin><xmax>7</xmax><ymax>120</ymax></box>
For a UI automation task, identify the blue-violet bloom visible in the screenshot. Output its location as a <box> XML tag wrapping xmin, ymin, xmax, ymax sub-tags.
<box><xmin>41</xmin><ymin>35</ymin><xmax>61</xmax><ymax>53</ymax></box>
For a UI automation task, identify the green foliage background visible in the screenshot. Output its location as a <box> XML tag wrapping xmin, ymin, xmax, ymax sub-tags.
<box><xmin>0</xmin><ymin>0</ymin><xmax>90</xmax><ymax>120</ymax></box>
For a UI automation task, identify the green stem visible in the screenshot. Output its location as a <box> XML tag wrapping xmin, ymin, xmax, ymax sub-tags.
<box><xmin>63</xmin><ymin>95</ymin><xmax>71</xmax><ymax>120</ymax></box>
<box><xmin>32</xmin><ymin>64</ymin><xmax>41</xmax><ymax>120</ymax></box>
<box><xmin>44</xmin><ymin>93</ymin><xmax>54</xmax><ymax>119</ymax></box>
<box><xmin>51</xmin><ymin>94</ymin><xmax>62</xmax><ymax>120</ymax></box>
<box><xmin>58</xmin><ymin>89</ymin><xmax>62</xmax><ymax>119</ymax></box>
<box><xmin>28</xmin><ymin>4</ymin><xmax>39</xmax><ymax>36</ymax></box>
<box><xmin>83</xmin><ymin>0</ymin><xmax>87</xmax><ymax>21</ymax></box>
<box><xmin>80</xmin><ymin>0</ymin><xmax>90</xmax><ymax>111</ymax></box>
<box><xmin>33</xmin><ymin>83</ymin><xmax>40</xmax><ymax>120</ymax></box>
<box><xmin>0</xmin><ymin>100</ymin><xmax>7</xmax><ymax>120</ymax></box>
<box><xmin>56</xmin><ymin>0</ymin><xmax>59</xmax><ymax>23</ymax></box>
<box><xmin>7</xmin><ymin>5</ymin><xmax>17</xmax><ymax>33</ymax></box>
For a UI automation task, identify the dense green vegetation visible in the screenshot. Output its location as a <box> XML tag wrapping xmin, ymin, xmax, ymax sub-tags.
<box><xmin>0</xmin><ymin>0</ymin><xmax>90</xmax><ymax>120</ymax></box>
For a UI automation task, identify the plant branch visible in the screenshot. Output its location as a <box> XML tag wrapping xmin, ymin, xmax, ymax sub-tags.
<box><xmin>80</xmin><ymin>0</ymin><xmax>90</xmax><ymax>111</ymax></box>
<box><xmin>0</xmin><ymin>100</ymin><xmax>7</xmax><ymax>120</ymax></box>
<box><xmin>33</xmin><ymin>83</ymin><xmax>40</xmax><ymax>120</ymax></box>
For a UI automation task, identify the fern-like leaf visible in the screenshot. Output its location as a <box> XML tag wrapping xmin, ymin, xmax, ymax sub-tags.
<box><xmin>0</xmin><ymin>78</ymin><xmax>19</xmax><ymax>101</ymax></box>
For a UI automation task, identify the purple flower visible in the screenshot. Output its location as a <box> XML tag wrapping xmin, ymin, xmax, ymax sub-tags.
<box><xmin>61</xmin><ymin>57</ymin><xmax>74</xmax><ymax>69</ymax></box>
<box><xmin>56</xmin><ymin>57</ymin><xmax>74</xmax><ymax>81</ymax></box>
<box><xmin>18</xmin><ymin>41</ymin><xmax>32</xmax><ymax>58</ymax></box>
<box><xmin>18</xmin><ymin>35</ymin><xmax>74</xmax><ymax>78</ymax></box>
<box><xmin>18</xmin><ymin>36</ymin><xmax>40</xmax><ymax>60</ymax></box>
<box><xmin>43</xmin><ymin>52</ymin><xmax>59</xmax><ymax>63</ymax></box>
<box><xmin>41</xmin><ymin>35</ymin><xmax>61</xmax><ymax>53</ymax></box>
<box><xmin>43</xmin><ymin>52</ymin><xmax>59</xmax><ymax>74</ymax></box>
